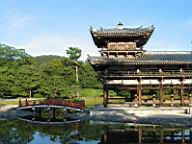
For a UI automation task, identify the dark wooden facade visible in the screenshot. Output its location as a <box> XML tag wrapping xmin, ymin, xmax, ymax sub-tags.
<box><xmin>88</xmin><ymin>23</ymin><xmax>192</xmax><ymax>107</ymax></box>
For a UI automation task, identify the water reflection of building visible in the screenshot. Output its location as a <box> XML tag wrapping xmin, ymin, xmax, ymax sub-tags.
<box><xmin>88</xmin><ymin>22</ymin><xmax>192</xmax><ymax>107</ymax></box>
<box><xmin>100</xmin><ymin>126</ymin><xmax>192</xmax><ymax>144</ymax></box>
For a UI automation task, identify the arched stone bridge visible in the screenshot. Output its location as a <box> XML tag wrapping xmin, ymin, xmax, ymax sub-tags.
<box><xmin>18</xmin><ymin>99</ymin><xmax>85</xmax><ymax>111</ymax></box>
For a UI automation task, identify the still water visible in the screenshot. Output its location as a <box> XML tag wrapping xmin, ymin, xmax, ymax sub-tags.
<box><xmin>0</xmin><ymin>119</ymin><xmax>192</xmax><ymax>144</ymax></box>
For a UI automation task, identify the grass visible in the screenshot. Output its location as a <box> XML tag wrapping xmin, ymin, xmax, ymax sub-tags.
<box><xmin>82</xmin><ymin>96</ymin><xmax>103</xmax><ymax>108</ymax></box>
<box><xmin>80</xmin><ymin>88</ymin><xmax>102</xmax><ymax>97</ymax></box>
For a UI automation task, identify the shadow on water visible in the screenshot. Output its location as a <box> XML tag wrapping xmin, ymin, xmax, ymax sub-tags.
<box><xmin>0</xmin><ymin>118</ymin><xmax>192</xmax><ymax>144</ymax></box>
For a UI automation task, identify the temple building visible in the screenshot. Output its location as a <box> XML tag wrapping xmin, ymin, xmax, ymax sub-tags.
<box><xmin>88</xmin><ymin>22</ymin><xmax>192</xmax><ymax>107</ymax></box>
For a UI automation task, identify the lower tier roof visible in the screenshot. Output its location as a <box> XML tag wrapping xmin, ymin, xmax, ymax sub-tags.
<box><xmin>88</xmin><ymin>51</ymin><xmax>192</xmax><ymax>70</ymax></box>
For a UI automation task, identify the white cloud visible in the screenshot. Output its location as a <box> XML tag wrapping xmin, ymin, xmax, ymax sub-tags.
<box><xmin>19</xmin><ymin>35</ymin><xmax>100</xmax><ymax>60</ymax></box>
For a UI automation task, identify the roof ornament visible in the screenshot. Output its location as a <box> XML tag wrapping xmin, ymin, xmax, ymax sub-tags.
<box><xmin>149</xmin><ymin>25</ymin><xmax>155</xmax><ymax>30</ymax></box>
<box><xmin>117</xmin><ymin>22</ymin><xmax>124</xmax><ymax>29</ymax></box>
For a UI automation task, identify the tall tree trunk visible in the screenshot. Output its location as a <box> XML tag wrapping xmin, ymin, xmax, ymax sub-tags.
<box><xmin>76</xmin><ymin>66</ymin><xmax>79</xmax><ymax>98</ymax></box>
<box><xmin>29</xmin><ymin>88</ymin><xmax>32</xmax><ymax>98</ymax></box>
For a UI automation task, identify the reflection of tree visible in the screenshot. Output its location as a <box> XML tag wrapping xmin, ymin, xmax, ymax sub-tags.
<box><xmin>0</xmin><ymin>120</ymin><xmax>87</xmax><ymax>143</ymax></box>
<box><xmin>0</xmin><ymin>120</ymin><xmax>34</xmax><ymax>144</ymax></box>
<box><xmin>0</xmin><ymin>120</ymin><xmax>110</xmax><ymax>143</ymax></box>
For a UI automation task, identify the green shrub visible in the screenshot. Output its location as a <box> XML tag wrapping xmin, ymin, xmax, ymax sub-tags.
<box><xmin>33</xmin><ymin>93</ymin><xmax>44</xmax><ymax>98</ymax></box>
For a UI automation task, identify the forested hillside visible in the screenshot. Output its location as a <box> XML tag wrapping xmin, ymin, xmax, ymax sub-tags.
<box><xmin>0</xmin><ymin>43</ymin><xmax>102</xmax><ymax>98</ymax></box>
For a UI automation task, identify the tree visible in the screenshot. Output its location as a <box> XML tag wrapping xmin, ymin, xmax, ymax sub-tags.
<box><xmin>0</xmin><ymin>43</ymin><xmax>33</xmax><ymax>98</ymax></box>
<box><xmin>14</xmin><ymin>64</ymin><xmax>40</xmax><ymax>98</ymax></box>
<box><xmin>66</xmin><ymin>47</ymin><xmax>82</xmax><ymax>97</ymax></box>
<box><xmin>66</xmin><ymin>47</ymin><xmax>81</xmax><ymax>62</ymax></box>
<box><xmin>79</xmin><ymin>61</ymin><xmax>102</xmax><ymax>89</ymax></box>
<box><xmin>0</xmin><ymin>43</ymin><xmax>29</xmax><ymax>64</ymax></box>
<box><xmin>41</xmin><ymin>59</ymin><xmax>75</xmax><ymax>98</ymax></box>
<box><xmin>0</xmin><ymin>66</ymin><xmax>14</xmax><ymax>97</ymax></box>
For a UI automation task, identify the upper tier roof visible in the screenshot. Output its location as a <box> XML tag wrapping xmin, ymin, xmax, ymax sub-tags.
<box><xmin>90</xmin><ymin>23</ymin><xmax>155</xmax><ymax>48</ymax></box>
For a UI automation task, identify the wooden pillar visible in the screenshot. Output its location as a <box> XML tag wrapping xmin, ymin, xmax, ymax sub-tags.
<box><xmin>171</xmin><ymin>94</ymin><xmax>174</xmax><ymax>107</ymax></box>
<box><xmin>33</xmin><ymin>107</ymin><xmax>37</xmax><ymax>119</ymax></box>
<box><xmin>170</xmin><ymin>81</ymin><xmax>174</xmax><ymax>106</ymax></box>
<box><xmin>103</xmin><ymin>133</ymin><xmax>107</xmax><ymax>144</ymax></box>
<box><xmin>47</xmin><ymin>107</ymin><xmax>51</xmax><ymax>122</ymax></box>
<box><xmin>181</xmin><ymin>128</ymin><xmax>185</xmax><ymax>144</ymax></box>
<box><xmin>134</xmin><ymin>94</ymin><xmax>138</xmax><ymax>107</ymax></box>
<box><xmin>25</xmin><ymin>99</ymin><xmax>28</xmax><ymax>106</ymax></box>
<box><xmin>137</xmin><ymin>78</ymin><xmax>142</xmax><ymax>106</ymax></box>
<box><xmin>180</xmin><ymin>78</ymin><xmax>184</xmax><ymax>106</ymax></box>
<box><xmin>103</xmin><ymin>80</ymin><xmax>108</xmax><ymax>107</ymax></box>
<box><xmin>189</xmin><ymin>94</ymin><xmax>192</xmax><ymax>106</ymax></box>
<box><xmin>159</xmin><ymin>78</ymin><xmax>164</xmax><ymax>106</ymax></box>
<box><xmin>101</xmin><ymin>127</ymin><xmax>108</xmax><ymax>144</ymax></box>
<box><xmin>171</xmin><ymin>131</ymin><xmax>174</xmax><ymax>143</ymax></box>
<box><xmin>19</xmin><ymin>99</ymin><xmax>22</xmax><ymax>107</ymax></box>
<box><xmin>138</xmin><ymin>127</ymin><xmax>142</xmax><ymax>144</ymax></box>
<box><xmin>38</xmin><ymin>108</ymin><xmax>42</xmax><ymax>118</ymax></box>
<box><xmin>53</xmin><ymin>108</ymin><xmax>56</xmax><ymax>120</ymax></box>
<box><xmin>152</xmin><ymin>94</ymin><xmax>156</xmax><ymax>107</ymax></box>
<box><xmin>160</xmin><ymin>128</ymin><xmax>164</xmax><ymax>144</ymax></box>
<box><xmin>63</xmin><ymin>109</ymin><xmax>67</xmax><ymax>120</ymax></box>
<box><xmin>190</xmin><ymin>128</ymin><xmax>192</xmax><ymax>144</ymax></box>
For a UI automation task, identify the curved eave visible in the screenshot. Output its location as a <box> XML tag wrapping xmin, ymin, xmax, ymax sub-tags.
<box><xmin>88</xmin><ymin>56</ymin><xmax>192</xmax><ymax>71</ymax></box>
<box><xmin>90</xmin><ymin>26</ymin><xmax>154</xmax><ymax>48</ymax></box>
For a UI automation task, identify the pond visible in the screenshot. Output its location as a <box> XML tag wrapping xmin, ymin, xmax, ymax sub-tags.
<box><xmin>0</xmin><ymin>119</ymin><xmax>192</xmax><ymax>144</ymax></box>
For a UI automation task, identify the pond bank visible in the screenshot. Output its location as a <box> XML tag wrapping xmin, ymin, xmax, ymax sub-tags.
<box><xmin>0</xmin><ymin>105</ymin><xmax>32</xmax><ymax>119</ymax></box>
<box><xmin>1</xmin><ymin>104</ymin><xmax>192</xmax><ymax>126</ymax></box>
<box><xmin>72</xmin><ymin>104</ymin><xmax>192</xmax><ymax>126</ymax></box>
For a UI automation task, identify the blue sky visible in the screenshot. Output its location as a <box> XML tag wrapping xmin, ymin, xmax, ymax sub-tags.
<box><xmin>0</xmin><ymin>0</ymin><xmax>192</xmax><ymax>60</ymax></box>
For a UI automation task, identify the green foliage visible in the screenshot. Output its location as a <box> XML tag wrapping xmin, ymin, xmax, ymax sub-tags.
<box><xmin>0</xmin><ymin>43</ymin><xmax>30</xmax><ymax>64</ymax></box>
<box><xmin>33</xmin><ymin>93</ymin><xmax>44</xmax><ymax>98</ymax></box>
<box><xmin>79</xmin><ymin>61</ymin><xmax>102</xmax><ymax>89</ymax></box>
<box><xmin>66</xmin><ymin>47</ymin><xmax>81</xmax><ymax>62</ymax></box>
<box><xmin>0</xmin><ymin>44</ymin><xmax>102</xmax><ymax>102</ymax></box>
<box><xmin>41</xmin><ymin>59</ymin><xmax>76</xmax><ymax>98</ymax></box>
<box><xmin>35</xmin><ymin>55</ymin><xmax>62</xmax><ymax>66</ymax></box>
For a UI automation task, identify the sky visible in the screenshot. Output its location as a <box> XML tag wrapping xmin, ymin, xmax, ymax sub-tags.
<box><xmin>0</xmin><ymin>0</ymin><xmax>192</xmax><ymax>60</ymax></box>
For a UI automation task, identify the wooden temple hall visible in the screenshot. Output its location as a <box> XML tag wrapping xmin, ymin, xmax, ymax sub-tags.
<box><xmin>88</xmin><ymin>22</ymin><xmax>192</xmax><ymax>107</ymax></box>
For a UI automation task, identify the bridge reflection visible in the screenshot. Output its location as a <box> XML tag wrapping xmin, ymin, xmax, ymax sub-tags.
<box><xmin>100</xmin><ymin>126</ymin><xmax>192</xmax><ymax>144</ymax></box>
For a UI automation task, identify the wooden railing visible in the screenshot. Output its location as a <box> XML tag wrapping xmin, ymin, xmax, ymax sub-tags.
<box><xmin>108</xmin><ymin>97</ymin><xmax>192</xmax><ymax>106</ymax></box>
<box><xmin>100</xmin><ymin>71</ymin><xmax>192</xmax><ymax>77</ymax></box>
<box><xmin>19</xmin><ymin>99</ymin><xmax>85</xmax><ymax>109</ymax></box>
